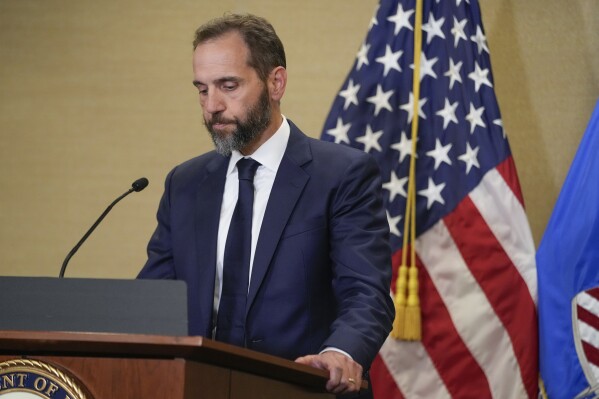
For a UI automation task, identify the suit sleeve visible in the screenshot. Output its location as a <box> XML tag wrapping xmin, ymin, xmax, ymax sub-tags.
<box><xmin>320</xmin><ymin>152</ymin><xmax>395</xmax><ymax>368</ymax></box>
<box><xmin>137</xmin><ymin>167</ymin><xmax>177</xmax><ymax>279</ymax></box>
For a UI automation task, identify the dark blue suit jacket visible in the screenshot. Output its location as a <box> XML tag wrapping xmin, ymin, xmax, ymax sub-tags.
<box><xmin>138</xmin><ymin>121</ymin><xmax>394</xmax><ymax>368</ymax></box>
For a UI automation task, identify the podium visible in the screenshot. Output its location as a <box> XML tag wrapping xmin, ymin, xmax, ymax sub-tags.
<box><xmin>0</xmin><ymin>277</ymin><xmax>335</xmax><ymax>398</ymax></box>
<box><xmin>0</xmin><ymin>330</ymin><xmax>333</xmax><ymax>398</ymax></box>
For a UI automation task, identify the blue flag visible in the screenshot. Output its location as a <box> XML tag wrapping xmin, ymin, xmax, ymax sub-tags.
<box><xmin>538</xmin><ymin>99</ymin><xmax>599</xmax><ymax>399</ymax></box>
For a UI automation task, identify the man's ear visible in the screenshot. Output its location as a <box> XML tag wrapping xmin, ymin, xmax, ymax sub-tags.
<box><xmin>268</xmin><ymin>66</ymin><xmax>287</xmax><ymax>102</ymax></box>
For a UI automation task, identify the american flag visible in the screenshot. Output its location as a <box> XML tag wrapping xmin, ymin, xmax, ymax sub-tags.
<box><xmin>320</xmin><ymin>0</ymin><xmax>538</xmax><ymax>397</ymax></box>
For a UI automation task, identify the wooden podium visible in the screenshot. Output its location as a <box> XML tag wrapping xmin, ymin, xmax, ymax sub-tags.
<box><xmin>0</xmin><ymin>277</ymin><xmax>340</xmax><ymax>398</ymax></box>
<box><xmin>0</xmin><ymin>330</ymin><xmax>334</xmax><ymax>398</ymax></box>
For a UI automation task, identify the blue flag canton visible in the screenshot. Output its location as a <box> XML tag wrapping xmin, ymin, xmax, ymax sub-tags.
<box><xmin>321</xmin><ymin>0</ymin><xmax>512</xmax><ymax>249</ymax></box>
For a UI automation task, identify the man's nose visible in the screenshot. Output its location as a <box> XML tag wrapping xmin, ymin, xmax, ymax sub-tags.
<box><xmin>203</xmin><ymin>91</ymin><xmax>225</xmax><ymax>114</ymax></box>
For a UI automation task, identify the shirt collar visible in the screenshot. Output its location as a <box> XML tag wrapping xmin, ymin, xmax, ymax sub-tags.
<box><xmin>227</xmin><ymin>116</ymin><xmax>290</xmax><ymax>175</ymax></box>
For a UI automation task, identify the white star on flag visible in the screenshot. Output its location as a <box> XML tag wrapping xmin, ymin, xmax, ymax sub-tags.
<box><xmin>465</xmin><ymin>102</ymin><xmax>486</xmax><ymax>133</ymax></box>
<box><xmin>436</xmin><ymin>98</ymin><xmax>459</xmax><ymax>129</ymax></box>
<box><xmin>326</xmin><ymin>117</ymin><xmax>351</xmax><ymax>144</ymax></box>
<box><xmin>444</xmin><ymin>58</ymin><xmax>463</xmax><ymax>90</ymax></box>
<box><xmin>399</xmin><ymin>92</ymin><xmax>427</xmax><ymax>123</ymax></box>
<box><xmin>391</xmin><ymin>131</ymin><xmax>415</xmax><ymax>163</ymax></box>
<box><xmin>356</xmin><ymin>42</ymin><xmax>371</xmax><ymax>70</ymax></box>
<box><xmin>338</xmin><ymin>79</ymin><xmax>361</xmax><ymax>110</ymax></box>
<box><xmin>458</xmin><ymin>142</ymin><xmax>480</xmax><ymax>173</ymax></box>
<box><xmin>468</xmin><ymin>61</ymin><xmax>493</xmax><ymax>92</ymax></box>
<box><xmin>451</xmin><ymin>17</ymin><xmax>468</xmax><ymax>47</ymax></box>
<box><xmin>426</xmin><ymin>138</ymin><xmax>453</xmax><ymax>170</ymax></box>
<box><xmin>376</xmin><ymin>45</ymin><xmax>403</xmax><ymax>76</ymax></box>
<box><xmin>470</xmin><ymin>25</ymin><xmax>489</xmax><ymax>54</ymax></box>
<box><xmin>422</xmin><ymin>13</ymin><xmax>445</xmax><ymax>44</ymax></box>
<box><xmin>387</xmin><ymin>3</ymin><xmax>414</xmax><ymax>35</ymax></box>
<box><xmin>366</xmin><ymin>84</ymin><xmax>394</xmax><ymax>116</ymax></box>
<box><xmin>418</xmin><ymin>177</ymin><xmax>446</xmax><ymax>209</ymax></box>
<box><xmin>386</xmin><ymin>211</ymin><xmax>402</xmax><ymax>237</ymax></box>
<box><xmin>411</xmin><ymin>52</ymin><xmax>438</xmax><ymax>81</ymax></box>
<box><xmin>355</xmin><ymin>125</ymin><xmax>384</xmax><ymax>153</ymax></box>
<box><xmin>383</xmin><ymin>170</ymin><xmax>408</xmax><ymax>201</ymax></box>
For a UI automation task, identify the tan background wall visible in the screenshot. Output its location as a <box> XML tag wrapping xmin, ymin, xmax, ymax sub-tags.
<box><xmin>1</xmin><ymin>1</ymin><xmax>597</xmax><ymax>279</ymax></box>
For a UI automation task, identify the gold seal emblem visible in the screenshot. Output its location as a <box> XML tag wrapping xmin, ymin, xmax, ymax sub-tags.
<box><xmin>0</xmin><ymin>359</ymin><xmax>88</xmax><ymax>399</ymax></box>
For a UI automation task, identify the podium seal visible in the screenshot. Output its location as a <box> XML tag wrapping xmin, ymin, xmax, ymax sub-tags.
<box><xmin>0</xmin><ymin>359</ymin><xmax>88</xmax><ymax>398</ymax></box>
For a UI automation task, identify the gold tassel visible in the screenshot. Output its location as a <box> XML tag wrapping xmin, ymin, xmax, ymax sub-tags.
<box><xmin>390</xmin><ymin>264</ymin><xmax>408</xmax><ymax>339</ymax></box>
<box><xmin>403</xmin><ymin>265</ymin><xmax>421</xmax><ymax>340</ymax></box>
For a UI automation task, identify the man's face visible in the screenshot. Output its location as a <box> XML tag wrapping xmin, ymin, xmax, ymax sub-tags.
<box><xmin>192</xmin><ymin>31</ymin><xmax>272</xmax><ymax>156</ymax></box>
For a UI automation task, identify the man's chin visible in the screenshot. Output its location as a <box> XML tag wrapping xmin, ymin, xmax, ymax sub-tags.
<box><xmin>208</xmin><ymin>130</ymin><xmax>236</xmax><ymax>156</ymax></box>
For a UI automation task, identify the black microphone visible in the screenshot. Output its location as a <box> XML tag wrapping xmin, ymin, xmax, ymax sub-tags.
<box><xmin>59</xmin><ymin>177</ymin><xmax>149</xmax><ymax>278</ymax></box>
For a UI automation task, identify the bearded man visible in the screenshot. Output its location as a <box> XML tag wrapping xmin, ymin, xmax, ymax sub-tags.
<box><xmin>138</xmin><ymin>13</ymin><xmax>394</xmax><ymax>398</ymax></box>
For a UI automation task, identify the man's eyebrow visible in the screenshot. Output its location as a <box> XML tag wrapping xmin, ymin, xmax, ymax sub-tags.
<box><xmin>192</xmin><ymin>77</ymin><xmax>242</xmax><ymax>87</ymax></box>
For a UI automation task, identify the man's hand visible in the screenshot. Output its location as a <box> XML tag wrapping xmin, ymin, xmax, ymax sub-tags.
<box><xmin>295</xmin><ymin>351</ymin><xmax>363</xmax><ymax>395</ymax></box>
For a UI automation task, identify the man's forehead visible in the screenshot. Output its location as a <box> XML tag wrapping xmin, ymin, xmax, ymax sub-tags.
<box><xmin>195</xmin><ymin>31</ymin><xmax>248</xmax><ymax>58</ymax></box>
<box><xmin>192</xmin><ymin>34</ymin><xmax>255</xmax><ymax>83</ymax></box>
<box><xmin>193</xmin><ymin>35</ymin><xmax>250</xmax><ymax>66</ymax></box>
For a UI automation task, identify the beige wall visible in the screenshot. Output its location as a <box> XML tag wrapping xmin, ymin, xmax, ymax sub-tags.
<box><xmin>0</xmin><ymin>1</ymin><xmax>597</xmax><ymax>279</ymax></box>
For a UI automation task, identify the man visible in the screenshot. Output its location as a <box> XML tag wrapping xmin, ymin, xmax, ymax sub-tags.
<box><xmin>138</xmin><ymin>13</ymin><xmax>394</xmax><ymax>397</ymax></box>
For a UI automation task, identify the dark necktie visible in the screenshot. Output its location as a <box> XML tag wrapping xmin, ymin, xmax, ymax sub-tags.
<box><xmin>216</xmin><ymin>157</ymin><xmax>260</xmax><ymax>346</ymax></box>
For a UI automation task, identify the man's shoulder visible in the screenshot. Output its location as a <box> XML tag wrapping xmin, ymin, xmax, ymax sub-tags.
<box><xmin>288</xmin><ymin>120</ymin><xmax>371</xmax><ymax>163</ymax></box>
<box><xmin>178</xmin><ymin>150</ymin><xmax>223</xmax><ymax>168</ymax></box>
<box><xmin>168</xmin><ymin>150</ymin><xmax>227</xmax><ymax>181</ymax></box>
<box><xmin>308</xmin><ymin>135</ymin><xmax>366</xmax><ymax>158</ymax></box>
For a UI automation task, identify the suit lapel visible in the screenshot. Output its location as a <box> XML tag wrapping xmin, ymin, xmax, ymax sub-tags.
<box><xmin>194</xmin><ymin>154</ymin><xmax>229</xmax><ymax>336</ymax></box>
<box><xmin>247</xmin><ymin>125</ymin><xmax>312</xmax><ymax>309</ymax></box>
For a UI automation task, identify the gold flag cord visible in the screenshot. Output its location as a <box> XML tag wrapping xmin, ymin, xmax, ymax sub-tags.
<box><xmin>391</xmin><ymin>0</ymin><xmax>423</xmax><ymax>341</ymax></box>
<box><xmin>539</xmin><ymin>377</ymin><xmax>548</xmax><ymax>399</ymax></box>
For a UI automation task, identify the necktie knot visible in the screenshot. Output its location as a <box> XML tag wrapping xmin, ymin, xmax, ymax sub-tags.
<box><xmin>237</xmin><ymin>158</ymin><xmax>260</xmax><ymax>181</ymax></box>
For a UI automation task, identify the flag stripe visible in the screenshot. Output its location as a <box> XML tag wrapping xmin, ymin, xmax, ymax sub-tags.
<box><xmin>386</xmin><ymin>248</ymin><xmax>492</xmax><ymax>398</ymax></box>
<box><xmin>587</xmin><ymin>287</ymin><xmax>599</xmax><ymax>302</ymax></box>
<box><xmin>580</xmin><ymin>320</ymin><xmax>599</xmax><ymax>354</ymax></box>
<box><xmin>578</xmin><ymin>291</ymin><xmax>599</xmax><ymax>377</ymax></box>
<box><xmin>388</xmin><ymin>248</ymin><xmax>493</xmax><ymax>397</ymax></box>
<box><xmin>379</xmin><ymin>336</ymin><xmax>452</xmax><ymax>398</ymax></box>
<box><xmin>578</xmin><ymin>304</ymin><xmax>599</xmax><ymax>332</ymax></box>
<box><xmin>417</xmin><ymin>257</ymin><xmax>492</xmax><ymax>397</ymax></box>
<box><xmin>418</xmin><ymin>217</ymin><xmax>528</xmax><ymax>399</ymax></box>
<box><xmin>495</xmin><ymin>156</ymin><xmax>525</xmax><ymax>206</ymax></box>
<box><xmin>444</xmin><ymin>192</ymin><xmax>536</xmax><ymax>398</ymax></box>
<box><xmin>471</xmin><ymin>162</ymin><xmax>538</xmax><ymax>302</ymax></box>
<box><xmin>582</xmin><ymin>339</ymin><xmax>599</xmax><ymax>368</ymax></box>
<box><xmin>579</xmin><ymin>291</ymin><xmax>599</xmax><ymax>316</ymax></box>
<box><xmin>592</xmin><ymin>364</ymin><xmax>599</xmax><ymax>384</ymax></box>
<box><xmin>370</xmin><ymin>355</ymin><xmax>406</xmax><ymax>399</ymax></box>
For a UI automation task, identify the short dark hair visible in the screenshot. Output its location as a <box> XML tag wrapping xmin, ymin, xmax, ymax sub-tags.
<box><xmin>193</xmin><ymin>13</ymin><xmax>286</xmax><ymax>82</ymax></box>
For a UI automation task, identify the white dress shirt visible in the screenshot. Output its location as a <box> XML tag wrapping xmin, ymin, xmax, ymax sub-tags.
<box><xmin>213</xmin><ymin>117</ymin><xmax>290</xmax><ymax>322</ymax></box>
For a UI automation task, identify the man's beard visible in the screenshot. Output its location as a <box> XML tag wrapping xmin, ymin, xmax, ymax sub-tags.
<box><xmin>204</xmin><ymin>87</ymin><xmax>271</xmax><ymax>156</ymax></box>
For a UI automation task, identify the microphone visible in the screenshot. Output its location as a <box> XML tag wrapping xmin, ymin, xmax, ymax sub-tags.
<box><xmin>59</xmin><ymin>177</ymin><xmax>149</xmax><ymax>278</ymax></box>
